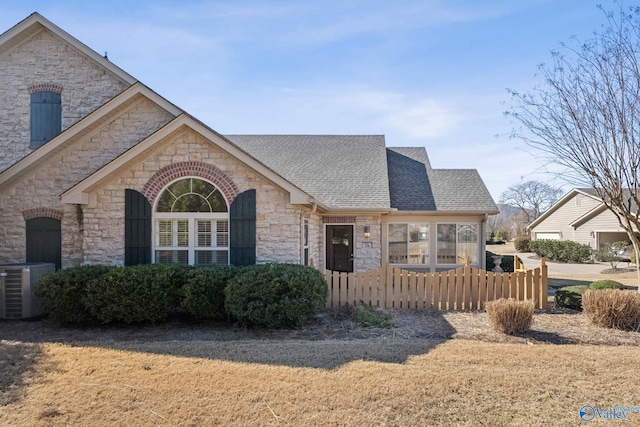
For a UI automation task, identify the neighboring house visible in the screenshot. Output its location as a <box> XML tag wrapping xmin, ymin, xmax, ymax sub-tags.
<box><xmin>0</xmin><ymin>13</ymin><xmax>498</xmax><ymax>274</ymax></box>
<box><xmin>528</xmin><ymin>188</ymin><xmax>637</xmax><ymax>249</ymax></box>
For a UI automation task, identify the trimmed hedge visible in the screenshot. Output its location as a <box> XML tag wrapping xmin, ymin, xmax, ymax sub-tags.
<box><xmin>225</xmin><ymin>263</ymin><xmax>328</xmax><ymax>328</ymax></box>
<box><xmin>36</xmin><ymin>262</ymin><xmax>330</xmax><ymax>327</ymax></box>
<box><xmin>554</xmin><ymin>285</ymin><xmax>588</xmax><ymax>310</ymax></box>
<box><xmin>529</xmin><ymin>239</ymin><xmax>591</xmax><ymax>263</ymax></box>
<box><xmin>181</xmin><ymin>265</ymin><xmax>238</xmax><ymax>320</ymax></box>
<box><xmin>589</xmin><ymin>280</ymin><xmax>626</xmax><ymax>290</ymax></box>
<box><xmin>514</xmin><ymin>236</ymin><xmax>531</xmax><ymax>252</ymax></box>
<box><xmin>34</xmin><ymin>265</ymin><xmax>113</xmax><ymax>324</ymax></box>
<box><xmin>85</xmin><ymin>264</ymin><xmax>189</xmax><ymax>324</ymax></box>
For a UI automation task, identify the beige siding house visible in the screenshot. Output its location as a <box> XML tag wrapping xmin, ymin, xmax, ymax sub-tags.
<box><xmin>529</xmin><ymin>188</ymin><xmax>635</xmax><ymax>249</ymax></box>
<box><xmin>0</xmin><ymin>13</ymin><xmax>498</xmax><ymax>274</ymax></box>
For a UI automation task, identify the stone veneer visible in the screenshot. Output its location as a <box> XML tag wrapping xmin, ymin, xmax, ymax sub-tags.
<box><xmin>0</xmin><ymin>98</ymin><xmax>175</xmax><ymax>266</ymax></box>
<box><xmin>0</xmin><ymin>29</ymin><xmax>130</xmax><ymax>171</ymax></box>
<box><xmin>79</xmin><ymin>128</ymin><xmax>310</xmax><ymax>266</ymax></box>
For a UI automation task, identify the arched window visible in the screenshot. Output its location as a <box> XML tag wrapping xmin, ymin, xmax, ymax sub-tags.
<box><xmin>153</xmin><ymin>177</ymin><xmax>229</xmax><ymax>265</ymax></box>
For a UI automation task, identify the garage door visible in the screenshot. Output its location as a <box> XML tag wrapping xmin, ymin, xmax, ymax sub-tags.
<box><xmin>535</xmin><ymin>232</ymin><xmax>560</xmax><ymax>240</ymax></box>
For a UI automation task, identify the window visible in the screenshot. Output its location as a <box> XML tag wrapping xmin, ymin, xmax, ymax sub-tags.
<box><xmin>30</xmin><ymin>91</ymin><xmax>62</xmax><ymax>148</ymax></box>
<box><xmin>154</xmin><ymin>178</ymin><xmax>229</xmax><ymax>265</ymax></box>
<box><xmin>437</xmin><ymin>223</ymin><xmax>478</xmax><ymax>264</ymax></box>
<box><xmin>302</xmin><ymin>219</ymin><xmax>309</xmax><ymax>266</ymax></box>
<box><xmin>388</xmin><ymin>223</ymin><xmax>429</xmax><ymax>264</ymax></box>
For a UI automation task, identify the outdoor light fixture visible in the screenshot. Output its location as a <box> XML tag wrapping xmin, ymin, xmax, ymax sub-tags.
<box><xmin>364</xmin><ymin>226</ymin><xmax>370</xmax><ymax>240</ymax></box>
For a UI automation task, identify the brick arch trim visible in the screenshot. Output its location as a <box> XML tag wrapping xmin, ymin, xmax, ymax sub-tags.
<box><xmin>28</xmin><ymin>83</ymin><xmax>64</xmax><ymax>94</ymax></box>
<box><xmin>143</xmin><ymin>161</ymin><xmax>239</xmax><ymax>206</ymax></box>
<box><xmin>23</xmin><ymin>208</ymin><xmax>64</xmax><ymax>221</ymax></box>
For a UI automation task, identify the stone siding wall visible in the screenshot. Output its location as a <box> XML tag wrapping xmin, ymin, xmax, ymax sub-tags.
<box><xmin>0</xmin><ymin>99</ymin><xmax>174</xmax><ymax>266</ymax></box>
<box><xmin>81</xmin><ymin>129</ymin><xmax>304</xmax><ymax>265</ymax></box>
<box><xmin>0</xmin><ymin>29</ymin><xmax>130</xmax><ymax>171</ymax></box>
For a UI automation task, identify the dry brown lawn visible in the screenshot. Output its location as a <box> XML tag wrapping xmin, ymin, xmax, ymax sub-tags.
<box><xmin>2</xmin><ymin>251</ymin><xmax>640</xmax><ymax>426</ymax></box>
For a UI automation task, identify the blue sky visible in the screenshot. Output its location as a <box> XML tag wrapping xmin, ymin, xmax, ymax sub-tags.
<box><xmin>0</xmin><ymin>0</ymin><xmax>611</xmax><ymax>201</ymax></box>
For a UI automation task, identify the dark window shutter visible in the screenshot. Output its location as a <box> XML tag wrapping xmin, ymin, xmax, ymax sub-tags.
<box><xmin>125</xmin><ymin>189</ymin><xmax>152</xmax><ymax>266</ymax></box>
<box><xmin>30</xmin><ymin>92</ymin><xmax>62</xmax><ymax>148</ymax></box>
<box><xmin>230</xmin><ymin>189</ymin><xmax>256</xmax><ymax>266</ymax></box>
<box><xmin>26</xmin><ymin>217</ymin><xmax>62</xmax><ymax>270</ymax></box>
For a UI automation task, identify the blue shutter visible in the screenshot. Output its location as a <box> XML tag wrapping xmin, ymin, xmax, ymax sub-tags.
<box><xmin>125</xmin><ymin>189</ymin><xmax>152</xmax><ymax>266</ymax></box>
<box><xmin>30</xmin><ymin>91</ymin><xmax>62</xmax><ymax>148</ymax></box>
<box><xmin>230</xmin><ymin>189</ymin><xmax>256</xmax><ymax>266</ymax></box>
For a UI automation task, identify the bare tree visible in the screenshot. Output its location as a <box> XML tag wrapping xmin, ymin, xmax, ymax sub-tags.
<box><xmin>506</xmin><ymin>3</ymin><xmax>640</xmax><ymax>287</ymax></box>
<box><xmin>500</xmin><ymin>181</ymin><xmax>563</xmax><ymax>225</ymax></box>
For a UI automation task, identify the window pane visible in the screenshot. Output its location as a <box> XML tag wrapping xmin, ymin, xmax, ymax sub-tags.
<box><xmin>197</xmin><ymin>220</ymin><xmax>212</xmax><ymax>247</ymax></box>
<box><xmin>177</xmin><ymin>220</ymin><xmax>189</xmax><ymax>246</ymax></box>
<box><xmin>155</xmin><ymin>250</ymin><xmax>188</xmax><ymax>264</ymax></box>
<box><xmin>207</xmin><ymin>190</ymin><xmax>228</xmax><ymax>213</ymax></box>
<box><xmin>216</xmin><ymin>220</ymin><xmax>229</xmax><ymax>247</ymax></box>
<box><xmin>172</xmin><ymin>194</ymin><xmax>211</xmax><ymax>212</ymax></box>
<box><xmin>195</xmin><ymin>250</ymin><xmax>212</xmax><ymax>266</ymax></box>
<box><xmin>215</xmin><ymin>250</ymin><xmax>228</xmax><ymax>264</ymax></box>
<box><xmin>458</xmin><ymin>224</ymin><xmax>478</xmax><ymax>264</ymax></box>
<box><xmin>388</xmin><ymin>224</ymin><xmax>408</xmax><ymax>264</ymax></box>
<box><xmin>304</xmin><ymin>221</ymin><xmax>309</xmax><ymax>246</ymax></box>
<box><xmin>437</xmin><ymin>224</ymin><xmax>456</xmax><ymax>264</ymax></box>
<box><xmin>408</xmin><ymin>223</ymin><xmax>429</xmax><ymax>264</ymax></box>
<box><xmin>157</xmin><ymin>220</ymin><xmax>173</xmax><ymax>246</ymax></box>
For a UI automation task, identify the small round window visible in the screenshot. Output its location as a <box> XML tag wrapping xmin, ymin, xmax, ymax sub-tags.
<box><xmin>156</xmin><ymin>178</ymin><xmax>227</xmax><ymax>213</ymax></box>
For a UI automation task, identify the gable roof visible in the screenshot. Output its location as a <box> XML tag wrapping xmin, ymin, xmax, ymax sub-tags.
<box><xmin>386</xmin><ymin>147</ymin><xmax>497</xmax><ymax>213</ymax></box>
<box><xmin>62</xmin><ymin>116</ymin><xmax>315</xmax><ymax>207</ymax></box>
<box><xmin>0</xmin><ymin>12</ymin><xmax>136</xmax><ymax>86</ymax></box>
<box><xmin>529</xmin><ymin>187</ymin><xmax>640</xmax><ymax>230</ymax></box>
<box><xmin>226</xmin><ymin>135</ymin><xmax>393</xmax><ymax>210</ymax></box>
<box><xmin>0</xmin><ymin>83</ymin><xmax>182</xmax><ymax>187</ymax></box>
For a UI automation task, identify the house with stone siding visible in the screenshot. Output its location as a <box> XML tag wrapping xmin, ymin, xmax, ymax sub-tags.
<box><xmin>0</xmin><ymin>13</ymin><xmax>498</xmax><ymax>274</ymax></box>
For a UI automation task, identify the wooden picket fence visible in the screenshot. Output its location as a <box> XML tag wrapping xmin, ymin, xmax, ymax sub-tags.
<box><xmin>321</xmin><ymin>258</ymin><xmax>547</xmax><ymax>310</ymax></box>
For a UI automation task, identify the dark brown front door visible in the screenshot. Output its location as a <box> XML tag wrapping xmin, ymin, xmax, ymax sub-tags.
<box><xmin>326</xmin><ymin>225</ymin><xmax>354</xmax><ymax>272</ymax></box>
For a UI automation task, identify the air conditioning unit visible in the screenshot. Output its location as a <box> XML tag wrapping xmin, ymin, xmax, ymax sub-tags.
<box><xmin>0</xmin><ymin>262</ymin><xmax>55</xmax><ymax>319</ymax></box>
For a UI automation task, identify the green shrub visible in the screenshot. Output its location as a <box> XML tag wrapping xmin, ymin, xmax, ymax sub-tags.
<box><xmin>224</xmin><ymin>263</ymin><xmax>328</xmax><ymax>328</ymax></box>
<box><xmin>353</xmin><ymin>302</ymin><xmax>394</xmax><ymax>328</ymax></box>
<box><xmin>85</xmin><ymin>264</ymin><xmax>185</xmax><ymax>324</ymax></box>
<box><xmin>582</xmin><ymin>289</ymin><xmax>640</xmax><ymax>331</ymax></box>
<box><xmin>529</xmin><ymin>239</ymin><xmax>592</xmax><ymax>263</ymax></box>
<box><xmin>554</xmin><ymin>285</ymin><xmax>588</xmax><ymax>310</ymax></box>
<box><xmin>181</xmin><ymin>265</ymin><xmax>238</xmax><ymax>320</ymax></box>
<box><xmin>485</xmin><ymin>252</ymin><xmax>521</xmax><ymax>272</ymax></box>
<box><xmin>34</xmin><ymin>264</ymin><xmax>113</xmax><ymax>324</ymax></box>
<box><xmin>514</xmin><ymin>236</ymin><xmax>531</xmax><ymax>252</ymax></box>
<box><xmin>631</xmin><ymin>250</ymin><xmax>637</xmax><ymax>265</ymax></box>
<box><xmin>589</xmin><ymin>280</ymin><xmax>626</xmax><ymax>290</ymax></box>
<box><xmin>486</xmin><ymin>298</ymin><xmax>535</xmax><ymax>334</ymax></box>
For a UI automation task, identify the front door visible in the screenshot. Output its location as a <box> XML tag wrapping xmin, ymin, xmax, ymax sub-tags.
<box><xmin>326</xmin><ymin>225</ymin><xmax>354</xmax><ymax>272</ymax></box>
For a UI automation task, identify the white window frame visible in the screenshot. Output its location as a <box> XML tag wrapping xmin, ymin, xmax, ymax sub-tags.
<box><xmin>387</xmin><ymin>223</ymin><xmax>430</xmax><ymax>265</ymax></box>
<box><xmin>436</xmin><ymin>222</ymin><xmax>479</xmax><ymax>265</ymax></box>
<box><xmin>302</xmin><ymin>218</ymin><xmax>309</xmax><ymax>266</ymax></box>
<box><xmin>152</xmin><ymin>177</ymin><xmax>230</xmax><ymax>265</ymax></box>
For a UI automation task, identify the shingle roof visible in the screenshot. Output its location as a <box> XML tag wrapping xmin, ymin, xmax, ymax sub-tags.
<box><xmin>225</xmin><ymin>135</ymin><xmax>391</xmax><ymax>209</ymax></box>
<box><xmin>429</xmin><ymin>169</ymin><xmax>498</xmax><ymax>212</ymax></box>
<box><xmin>225</xmin><ymin>135</ymin><xmax>497</xmax><ymax>213</ymax></box>
<box><xmin>386</xmin><ymin>147</ymin><xmax>497</xmax><ymax>212</ymax></box>
<box><xmin>386</xmin><ymin>148</ymin><xmax>435</xmax><ymax>211</ymax></box>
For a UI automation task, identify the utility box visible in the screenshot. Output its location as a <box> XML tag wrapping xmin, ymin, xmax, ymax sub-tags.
<box><xmin>0</xmin><ymin>263</ymin><xmax>55</xmax><ymax>319</ymax></box>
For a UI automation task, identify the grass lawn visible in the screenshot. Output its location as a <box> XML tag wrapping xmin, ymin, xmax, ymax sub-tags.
<box><xmin>2</xmin><ymin>336</ymin><xmax>639</xmax><ymax>426</ymax></box>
